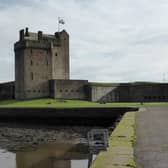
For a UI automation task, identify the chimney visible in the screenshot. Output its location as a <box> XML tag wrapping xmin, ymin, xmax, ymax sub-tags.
<box><xmin>38</xmin><ymin>31</ymin><xmax>43</xmax><ymax>40</ymax></box>
<box><xmin>19</xmin><ymin>29</ymin><xmax>24</xmax><ymax>41</ymax></box>
<box><xmin>25</xmin><ymin>27</ymin><xmax>29</xmax><ymax>36</ymax></box>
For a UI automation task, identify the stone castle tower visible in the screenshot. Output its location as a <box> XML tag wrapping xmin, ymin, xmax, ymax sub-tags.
<box><xmin>14</xmin><ymin>28</ymin><xmax>69</xmax><ymax>99</ymax></box>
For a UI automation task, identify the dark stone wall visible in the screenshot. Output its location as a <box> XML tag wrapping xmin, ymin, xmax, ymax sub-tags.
<box><xmin>0</xmin><ymin>82</ymin><xmax>15</xmax><ymax>100</ymax></box>
<box><xmin>49</xmin><ymin>79</ymin><xmax>88</xmax><ymax>100</ymax></box>
<box><xmin>88</xmin><ymin>83</ymin><xmax>168</xmax><ymax>102</ymax></box>
<box><xmin>129</xmin><ymin>84</ymin><xmax>168</xmax><ymax>102</ymax></box>
<box><xmin>0</xmin><ymin>107</ymin><xmax>138</xmax><ymax>126</ymax></box>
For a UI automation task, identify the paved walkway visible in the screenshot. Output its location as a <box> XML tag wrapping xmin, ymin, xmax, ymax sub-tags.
<box><xmin>135</xmin><ymin>106</ymin><xmax>168</xmax><ymax>168</ymax></box>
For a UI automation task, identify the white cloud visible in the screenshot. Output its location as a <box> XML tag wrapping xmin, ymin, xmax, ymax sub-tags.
<box><xmin>0</xmin><ymin>0</ymin><xmax>168</xmax><ymax>82</ymax></box>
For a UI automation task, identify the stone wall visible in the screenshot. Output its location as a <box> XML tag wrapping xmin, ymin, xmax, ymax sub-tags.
<box><xmin>88</xmin><ymin>83</ymin><xmax>168</xmax><ymax>102</ymax></box>
<box><xmin>129</xmin><ymin>84</ymin><xmax>168</xmax><ymax>102</ymax></box>
<box><xmin>0</xmin><ymin>82</ymin><xmax>15</xmax><ymax>100</ymax></box>
<box><xmin>49</xmin><ymin>79</ymin><xmax>88</xmax><ymax>100</ymax></box>
<box><xmin>15</xmin><ymin>47</ymin><xmax>51</xmax><ymax>99</ymax></box>
<box><xmin>0</xmin><ymin>107</ymin><xmax>138</xmax><ymax>126</ymax></box>
<box><xmin>87</xmin><ymin>83</ymin><xmax>130</xmax><ymax>102</ymax></box>
<box><xmin>88</xmin><ymin>85</ymin><xmax>118</xmax><ymax>102</ymax></box>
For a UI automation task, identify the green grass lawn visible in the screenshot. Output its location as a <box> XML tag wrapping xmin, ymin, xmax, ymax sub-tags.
<box><xmin>0</xmin><ymin>98</ymin><xmax>168</xmax><ymax>107</ymax></box>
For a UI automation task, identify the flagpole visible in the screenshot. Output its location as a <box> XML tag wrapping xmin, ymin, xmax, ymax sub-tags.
<box><xmin>58</xmin><ymin>17</ymin><xmax>60</xmax><ymax>32</ymax></box>
<box><xmin>58</xmin><ymin>17</ymin><xmax>65</xmax><ymax>32</ymax></box>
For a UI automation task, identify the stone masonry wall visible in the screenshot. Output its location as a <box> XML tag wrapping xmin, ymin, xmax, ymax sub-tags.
<box><xmin>129</xmin><ymin>84</ymin><xmax>168</xmax><ymax>102</ymax></box>
<box><xmin>88</xmin><ymin>85</ymin><xmax>118</xmax><ymax>102</ymax></box>
<box><xmin>23</xmin><ymin>48</ymin><xmax>51</xmax><ymax>99</ymax></box>
<box><xmin>0</xmin><ymin>82</ymin><xmax>15</xmax><ymax>100</ymax></box>
<box><xmin>49</xmin><ymin>79</ymin><xmax>88</xmax><ymax>100</ymax></box>
<box><xmin>88</xmin><ymin>83</ymin><xmax>168</xmax><ymax>102</ymax></box>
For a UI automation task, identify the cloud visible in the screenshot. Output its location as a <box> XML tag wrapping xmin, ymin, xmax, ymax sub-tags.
<box><xmin>0</xmin><ymin>0</ymin><xmax>168</xmax><ymax>83</ymax></box>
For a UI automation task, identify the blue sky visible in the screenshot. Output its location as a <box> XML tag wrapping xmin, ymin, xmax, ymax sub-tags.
<box><xmin>0</xmin><ymin>0</ymin><xmax>168</xmax><ymax>82</ymax></box>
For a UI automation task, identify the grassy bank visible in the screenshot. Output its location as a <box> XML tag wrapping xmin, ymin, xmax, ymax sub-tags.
<box><xmin>0</xmin><ymin>99</ymin><xmax>141</xmax><ymax>107</ymax></box>
<box><xmin>91</xmin><ymin>112</ymin><xmax>136</xmax><ymax>168</ymax></box>
<box><xmin>0</xmin><ymin>98</ymin><xmax>168</xmax><ymax>107</ymax></box>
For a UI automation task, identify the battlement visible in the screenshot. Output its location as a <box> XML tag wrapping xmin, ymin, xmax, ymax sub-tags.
<box><xmin>14</xmin><ymin>27</ymin><xmax>68</xmax><ymax>51</ymax></box>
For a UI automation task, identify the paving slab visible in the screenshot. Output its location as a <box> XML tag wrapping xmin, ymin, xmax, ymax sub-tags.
<box><xmin>135</xmin><ymin>106</ymin><xmax>168</xmax><ymax>168</ymax></box>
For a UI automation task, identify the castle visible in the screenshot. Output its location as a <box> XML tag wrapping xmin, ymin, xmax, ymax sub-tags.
<box><xmin>0</xmin><ymin>28</ymin><xmax>168</xmax><ymax>102</ymax></box>
<box><xmin>14</xmin><ymin>28</ymin><xmax>88</xmax><ymax>100</ymax></box>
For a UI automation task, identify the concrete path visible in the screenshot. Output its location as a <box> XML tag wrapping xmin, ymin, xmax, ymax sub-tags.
<box><xmin>135</xmin><ymin>106</ymin><xmax>168</xmax><ymax>168</ymax></box>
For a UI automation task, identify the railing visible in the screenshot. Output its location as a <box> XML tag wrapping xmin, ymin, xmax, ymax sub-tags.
<box><xmin>87</xmin><ymin>129</ymin><xmax>109</xmax><ymax>154</ymax></box>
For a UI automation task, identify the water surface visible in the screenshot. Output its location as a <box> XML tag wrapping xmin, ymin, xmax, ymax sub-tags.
<box><xmin>0</xmin><ymin>123</ymin><xmax>105</xmax><ymax>168</ymax></box>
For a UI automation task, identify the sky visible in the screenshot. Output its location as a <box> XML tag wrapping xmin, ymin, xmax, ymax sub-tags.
<box><xmin>0</xmin><ymin>0</ymin><xmax>168</xmax><ymax>82</ymax></box>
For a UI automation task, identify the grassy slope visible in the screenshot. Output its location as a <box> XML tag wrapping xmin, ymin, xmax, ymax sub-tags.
<box><xmin>91</xmin><ymin>112</ymin><xmax>136</xmax><ymax>168</ymax></box>
<box><xmin>0</xmin><ymin>98</ymin><xmax>168</xmax><ymax>107</ymax></box>
<box><xmin>0</xmin><ymin>98</ymin><xmax>141</xmax><ymax>107</ymax></box>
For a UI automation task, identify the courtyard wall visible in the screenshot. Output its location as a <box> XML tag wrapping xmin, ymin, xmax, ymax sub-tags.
<box><xmin>0</xmin><ymin>82</ymin><xmax>15</xmax><ymax>100</ymax></box>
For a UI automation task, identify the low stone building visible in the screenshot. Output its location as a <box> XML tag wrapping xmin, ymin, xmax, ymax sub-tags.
<box><xmin>49</xmin><ymin>79</ymin><xmax>88</xmax><ymax>100</ymax></box>
<box><xmin>87</xmin><ymin>82</ymin><xmax>168</xmax><ymax>102</ymax></box>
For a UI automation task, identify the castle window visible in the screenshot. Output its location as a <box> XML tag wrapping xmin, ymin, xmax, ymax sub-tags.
<box><xmin>60</xmin><ymin>89</ymin><xmax>62</xmax><ymax>92</ymax></box>
<box><xmin>30</xmin><ymin>60</ymin><xmax>33</xmax><ymax>66</ymax></box>
<box><xmin>46</xmin><ymin>60</ymin><xmax>48</xmax><ymax>66</ymax></box>
<box><xmin>31</xmin><ymin>72</ymin><xmax>34</xmax><ymax>80</ymax></box>
<box><xmin>55</xmin><ymin>53</ymin><xmax>58</xmax><ymax>56</ymax></box>
<box><xmin>30</xmin><ymin>49</ymin><xmax>33</xmax><ymax>54</ymax></box>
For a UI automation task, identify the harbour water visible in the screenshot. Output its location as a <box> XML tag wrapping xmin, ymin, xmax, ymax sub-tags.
<box><xmin>0</xmin><ymin>122</ymin><xmax>109</xmax><ymax>168</ymax></box>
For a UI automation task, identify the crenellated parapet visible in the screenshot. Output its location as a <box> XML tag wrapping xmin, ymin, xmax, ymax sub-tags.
<box><xmin>14</xmin><ymin>28</ymin><xmax>67</xmax><ymax>51</ymax></box>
